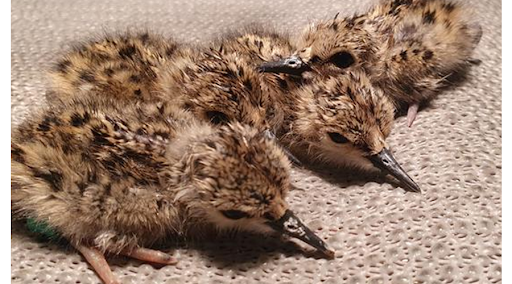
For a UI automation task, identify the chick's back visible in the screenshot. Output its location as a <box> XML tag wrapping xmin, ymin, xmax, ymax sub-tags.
<box><xmin>48</xmin><ymin>31</ymin><xmax>179</xmax><ymax>103</ymax></box>
<box><xmin>11</xmin><ymin>95</ymin><xmax>191</xmax><ymax>251</ymax></box>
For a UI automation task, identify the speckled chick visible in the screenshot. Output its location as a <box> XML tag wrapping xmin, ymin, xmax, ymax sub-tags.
<box><xmin>12</xmin><ymin>94</ymin><xmax>333</xmax><ymax>284</ymax></box>
<box><xmin>279</xmin><ymin>69</ymin><xmax>420</xmax><ymax>192</ymax></box>
<box><xmin>268</xmin><ymin>0</ymin><xmax>482</xmax><ymax>127</ymax></box>
<box><xmin>206</xmin><ymin>26</ymin><xmax>421</xmax><ymax>191</ymax></box>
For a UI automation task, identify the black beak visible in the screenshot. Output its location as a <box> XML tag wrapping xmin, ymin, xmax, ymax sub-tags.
<box><xmin>267</xmin><ymin>210</ymin><xmax>335</xmax><ymax>258</ymax></box>
<box><xmin>258</xmin><ymin>55</ymin><xmax>311</xmax><ymax>75</ymax></box>
<box><xmin>369</xmin><ymin>148</ymin><xmax>421</xmax><ymax>193</ymax></box>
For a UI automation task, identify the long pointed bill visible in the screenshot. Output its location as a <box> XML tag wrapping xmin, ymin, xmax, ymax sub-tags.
<box><xmin>258</xmin><ymin>55</ymin><xmax>310</xmax><ymax>75</ymax></box>
<box><xmin>267</xmin><ymin>210</ymin><xmax>335</xmax><ymax>258</ymax></box>
<box><xmin>369</xmin><ymin>148</ymin><xmax>421</xmax><ymax>193</ymax></box>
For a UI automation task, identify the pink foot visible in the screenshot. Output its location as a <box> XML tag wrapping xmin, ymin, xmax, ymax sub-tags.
<box><xmin>74</xmin><ymin>244</ymin><xmax>120</xmax><ymax>284</ymax></box>
<box><xmin>75</xmin><ymin>245</ymin><xmax>177</xmax><ymax>284</ymax></box>
<box><xmin>121</xmin><ymin>247</ymin><xmax>178</xmax><ymax>265</ymax></box>
<box><xmin>407</xmin><ymin>103</ymin><xmax>420</xmax><ymax>127</ymax></box>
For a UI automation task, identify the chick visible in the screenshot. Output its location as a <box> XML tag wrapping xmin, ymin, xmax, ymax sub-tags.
<box><xmin>263</xmin><ymin>0</ymin><xmax>482</xmax><ymax>127</ymax></box>
<box><xmin>213</xmin><ymin>27</ymin><xmax>420</xmax><ymax>191</ymax></box>
<box><xmin>48</xmin><ymin>31</ymin><xmax>179</xmax><ymax>103</ymax></box>
<box><xmin>12</xmin><ymin>94</ymin><xmax>333</xmax><ymax>284</ymax></box>
<box><xmin>279</xmin><ymin>69</ymin><xmax>420</xmax><ymax>192</ymax></box>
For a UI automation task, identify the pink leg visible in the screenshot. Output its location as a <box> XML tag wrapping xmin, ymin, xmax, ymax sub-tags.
<box><xmin>407</xmin><ymin>103</ymin><xmax>420</xmax><ymax>127</ymax></box>
<box><xmin>74</xmin><ymin>244</ymin><xmax>119</xmax><ymax>284</ymax></box>
<box><xmin>121</xmin><ymin>247</ymin><xmax>178</xmax><ymax>265</ymax></box>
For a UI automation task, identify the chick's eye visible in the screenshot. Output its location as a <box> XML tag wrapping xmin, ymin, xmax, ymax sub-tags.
<box><xmin>329</xmin><ymin>51</ymin><xmax>355</xmax><ymax>68</ymax></box>
<box><xmin>328</xmin><ymin>132</ymin><xmax>349</xmax><ymax>144</ymax></box>
<box><xmin>221</xmin><ymin>210</ymin><xmax>249</xmax><ymax>220</ymax></box>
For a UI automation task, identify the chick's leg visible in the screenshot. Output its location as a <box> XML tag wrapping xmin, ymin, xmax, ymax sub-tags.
<box><xmin>121</xmin><ymin>247</ymin><xmax>178</xmax><ymax>265</ymax></box>
<box><xmin>407</xmin><ymin>103</ymin><xmax>420</xmax><ymax>127</ymax></box>
<box><xmin>75</xmin><ymin>244</ymin><xmax>119</xmax><ymax>284</ymax></box>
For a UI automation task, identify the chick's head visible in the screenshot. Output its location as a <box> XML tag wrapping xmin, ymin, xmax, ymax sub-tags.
<box><xmin>259</xmin><ymin>16</ymin><xmax>375</xmax><ymax>77</ymax></box>
<box><xmin>286</xmin><ymin>72</ymin><xmax>420</xmax><ymax>192</ymax></box>
<box><xmin>289</xmin><ymin>72</ymin><xmax>393</xmax><ymax>163</ymax></box>
<box><xmin>175</xmin><ymin>122</ymin><xmax>333</xmax><ymax>255</ymax></box>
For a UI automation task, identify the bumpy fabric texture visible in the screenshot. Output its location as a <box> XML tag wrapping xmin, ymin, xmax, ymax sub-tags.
<box><xmin>11</xmin><ymin>0</ymin><xmax>501</xmax><ymax>283</ymax></box>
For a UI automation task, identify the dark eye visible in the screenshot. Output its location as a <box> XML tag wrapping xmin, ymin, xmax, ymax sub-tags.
<box><xmin>329</xmin><ymin>51</ymin><xmax>355</xmax><ymax>68</ymax></box>
<box><xmin>206</xmin><ymin>111</ymin><xmax>229</xmax><ymax>125</ymax></box>
<box><xmin>328</xmin><ymin>132</ymin><xmax>349</xmax><ymax>144</ymax></box>
<box><xmin>221</xmin><ymin>210</ymin><xmax>249</xmax><ymax>220</ymax></box>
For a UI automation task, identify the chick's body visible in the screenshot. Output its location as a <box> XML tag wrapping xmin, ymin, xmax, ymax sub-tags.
<box><xmin>156</xmin><ymin>46</ymin><xmax>269</xmax><ymax>128</ymax></box>
<box><xmin>367</xmin><ymin>0</ymin><xmax>482</xmax><ymax>125</ymax></box>
<box><xmin>13</xmin><ymin>91</ymin><xmax>336</xmax><ymax>283</ymax></box>
<box><xmin>213</xmin><ymin>26</ymin><xmax>302</xmax><ymax>132</ymax></box>
<box><xmin>49</xmin><ymin>27</ymin><xmax>307</xmax><ymax>130</ymax></box>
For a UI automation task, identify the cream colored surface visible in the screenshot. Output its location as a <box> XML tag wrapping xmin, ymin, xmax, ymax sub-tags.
<box><xmin>11</xmin><ymin>0</ymin><xmax>501</xmax><ymax>283</ymax></box>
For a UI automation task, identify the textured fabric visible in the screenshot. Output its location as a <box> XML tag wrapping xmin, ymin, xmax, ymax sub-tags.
<box><xmin>11</xmin><ymin>0</ymin><xmax>502</xmax><ymax>283</ymax></box>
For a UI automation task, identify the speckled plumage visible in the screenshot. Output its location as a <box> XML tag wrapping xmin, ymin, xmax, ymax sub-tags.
<box><xmin>280</xmin><ymin>70</ymin><xmax>395</xmax><ymax>170</ymax></box>
<box><xmin>12</xmin><ymin>93</ymin><xmax>298</xmax><ymax>245</ymax></box>
<box><xmin>12</xmin><ymin>91</ymin><xmax>334</xmax><ymax>283</ymax></box>
<box><xmin>49</xmin><ymin>31</ymin><xmax>179</xmax><ymax>103</ymax></box>
<box><xmin>48</xmin><ymin>29</ymin><xmax>294</xmax><ymax>131</ymax></box>
<box><xmin>46</xmin><ymin>27</ymin><xmax>421</xmax><ymax>190</ymax></box>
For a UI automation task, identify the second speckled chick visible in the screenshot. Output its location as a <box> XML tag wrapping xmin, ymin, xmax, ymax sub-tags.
<box><xmin>12</xmin><ymin>93</ymin><xmax>333</xmax><ymax>284</ymax></box>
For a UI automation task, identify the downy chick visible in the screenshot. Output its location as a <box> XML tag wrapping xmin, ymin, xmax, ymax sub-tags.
<box><xmin>12</xmin><ymin>94</ymin><xmax>333</xmax><ymax>284</ymax></box>
<box><xmin>279</xmin><ymin>69</ymin><xmax>420</xmax><ymax>192</ymax></box>
<box><xmin>263</xmin><ymin>0</ymin><xmax>482</xmax><ymax>127</ymax></box>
